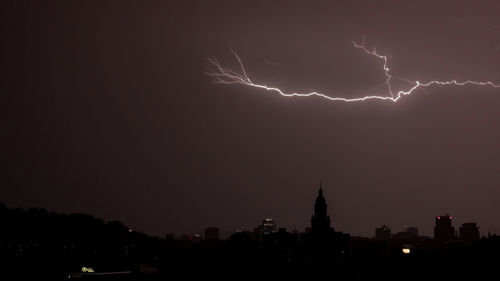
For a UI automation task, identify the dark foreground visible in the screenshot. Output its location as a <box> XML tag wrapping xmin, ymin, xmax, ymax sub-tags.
<box><xmin>2</xmin><ymin>204</ymin><xmax>500</xmax><ymax>280</ymax></box>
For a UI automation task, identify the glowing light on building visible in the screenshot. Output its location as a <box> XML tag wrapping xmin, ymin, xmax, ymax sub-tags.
<box><xmin>81</xmin><ymin>267</ymin><xmax>95</xmax><ymax>273</ymax></box>
<box><xmin>402</xmin><ymin>248</ymin><xmax>411</xmax><ymax>254</ymax></box>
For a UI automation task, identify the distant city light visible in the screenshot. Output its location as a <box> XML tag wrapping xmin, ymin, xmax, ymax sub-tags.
<box><xmin>82</xmin><ymin>267</ymin><xmax>94</xmax><ymax>273</ymax></box>
<box><xmin>402</xmin><ymin>248</ymin><xmax>411</xmax><ymax>254</ymax></box>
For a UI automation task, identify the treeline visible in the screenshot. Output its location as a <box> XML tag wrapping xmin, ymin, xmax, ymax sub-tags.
<box><xmin>0</xmin><ymin>203</ymin><xmax>196</xmax><ymax>280</ymax></box>
<box><xmin>0</xmin><ymin>204</ymin><xmax>302</xmax><ymax>280</ymax></box>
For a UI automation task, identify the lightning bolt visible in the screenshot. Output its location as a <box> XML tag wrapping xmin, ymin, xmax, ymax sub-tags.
<box><xmin>205</xmin><ymin>40</ymin><xmax>500</xmax><ymax>103</ymax></box>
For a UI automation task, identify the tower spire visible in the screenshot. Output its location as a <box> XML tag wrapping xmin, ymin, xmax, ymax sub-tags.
<box><xmin>311</xmin><ymin>180</ymin><xmax>331</xmax><ymax>235</ymax></box>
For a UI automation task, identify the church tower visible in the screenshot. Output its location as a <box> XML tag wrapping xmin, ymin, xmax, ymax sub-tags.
<box><xmin>311</xmin><ymin>182</ymin><xmax>332</xmax><ymax>235</ymax></box>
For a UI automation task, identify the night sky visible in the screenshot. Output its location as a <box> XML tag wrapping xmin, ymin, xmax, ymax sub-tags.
<box><xmin>2</xmin><ymin>0</ymin><xmax>500</xmax><ymax>238</ymax></box>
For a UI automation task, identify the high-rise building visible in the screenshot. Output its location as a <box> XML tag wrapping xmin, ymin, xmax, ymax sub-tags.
<box><xmin>434</xmin><ymin>215</ymin><xmax>455</xmax><ymax>242</ymax></box>
<box><xmin>459</xmin><ymin>223</ymin><xmax>480</xmax><ymax>243</ymax></box>
<box><xmin>311</xmin><ymin>183</ymin><xmax>332</xmax><ymax>236</ymax></box>
<box><xmin>309</xmin><ymin>183</ymin><xmax>350</xmax><ymax>256</ymax></box>
<box><xmin>375</xmin><ymin>225</ymin><xmax>391</xmax><ymax>240</ymax></box>
<box><xmin>204</xmin><ymin>227</ymin><xmax>220</xmax><ymax>241</ymax></box>
<box><xmin>262</xmin><ymin>218</ymin><xmax>277</xmax><ymax>235</ymax></box>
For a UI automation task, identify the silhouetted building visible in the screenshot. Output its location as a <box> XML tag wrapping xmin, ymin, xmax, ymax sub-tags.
<box><xmin>262</xmin><ymin>218</ymin><xmax>277</xmax><ymax>235</ymax></box>
<box><xmin>406</xmin><ymin>226</ymin><xmax>418</xmax><ymax>236</ymax></box>
<box><xmin>308</xmin><ymin>183</ymin><xmax>350</xmax><ymax>258</ymax></box>
<box><xmin>434</xmin><ymin>215</ymin><xmax>455</xmax><ymax>242</ymax></box>
<box><xmin>460</xmin><ymin>223</ymin><xmax>480</xmax><ymax>243</ymax></box>
<box><xmin>375</xmin><ymin>225</ymin><xmax>391</xmax><ymax>240</ymax></box>
<box><xmin>393</xmin><ymin>226</ymin><xmax>419</xmax><ymax>243</ymax></box>
<box><xmin>204</xmin><ymin>227</ymin><xmax>220</xmax><ymax>241</ymax></box>
<box><xmin>180</xmin><ymin>233</ymin><xmax>202</xmax><ymax>242</ymax></box>
<box><xmin>192</xmin><ymin>233</ymin><xmax>202</xmax><ymax>242</ymax></box>
<box><xmin>252</xmin><ymin>226</ymin><xmax>261</xmax><ymax>235</ymax></box>
<box><xmin>179</xmin><ymin>234</ymin><xmax>190</xmax><ymax>241</ymax></box>
<box><xmin>311</xmin><ymin>184</ymin><xmax>332</xmax><ymax>236</ymax></box>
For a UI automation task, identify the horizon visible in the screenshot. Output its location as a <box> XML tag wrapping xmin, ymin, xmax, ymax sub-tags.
<box><xmin>0</xmin><ymin>185</ymin><xmax>490</xmax><ymax>240</ymax></box>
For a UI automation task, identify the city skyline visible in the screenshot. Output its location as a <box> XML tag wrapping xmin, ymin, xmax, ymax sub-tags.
<box><xmin>2</xmin><ymin>0</ymin><xmax>500</xmax><ymax>238</ymax></box>
<box><xmin>3</xmin><ymin>1</ymin><xmax>500</xmax><ymax>279</ymax></box>
<box><xmin>185</xmin><ymin>185</ymin><xmax>485</xmax><ymax>240</ymax></box>
<box><xmin>0</xmin><ymin>184</ymin><xmax>484</xmax><ymax>243</ymax></box>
